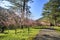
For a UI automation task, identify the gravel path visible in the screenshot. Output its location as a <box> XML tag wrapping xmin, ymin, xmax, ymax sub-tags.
<box><xmin>33</xmin><ymin>29</ymin><xmax>60</xmax><ymax>40</ymax></box>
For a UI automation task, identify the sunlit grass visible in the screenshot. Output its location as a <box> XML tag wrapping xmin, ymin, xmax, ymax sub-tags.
<box><xmin>0</xmin><ymin>27</ymin><xmax>40</xmax><ymax>40</ymax></box>
<box><xmin>53</xmin><ymin>27</ymin><xmax>60</xmax><ymax>31</ymax></box>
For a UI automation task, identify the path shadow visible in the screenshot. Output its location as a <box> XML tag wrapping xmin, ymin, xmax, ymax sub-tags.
<box><xmin>33</xmin><ymin>34</ymin><xmax>60</xmax><ymax>40</ymax></box>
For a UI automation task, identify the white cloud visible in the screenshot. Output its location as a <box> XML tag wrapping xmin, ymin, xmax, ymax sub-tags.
<box><xmin>0</xmin><ymin>0</ymin><xmax>13</xmax><ymax>9</ymax></box>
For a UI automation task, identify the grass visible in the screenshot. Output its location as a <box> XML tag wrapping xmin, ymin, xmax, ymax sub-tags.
<box><xmin>0</xmin><ymin>27</ymin><xmax>40</xmax><ymax>40</ymax></box>
<box><xmin>53</xmin><ymin>26</ymin><xmax>60</xmax><ymax>31</ymax></box>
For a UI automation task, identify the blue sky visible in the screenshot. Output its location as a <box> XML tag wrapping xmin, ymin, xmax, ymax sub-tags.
<box><xmin>29</xmin><ymin>0</ymin><xmax>49</xmax><ymax>20</ymax></box>
<box><xmin>0</xmin><ymin>0</ymin><xmax>49</xmax><ymax>20</ymax></box>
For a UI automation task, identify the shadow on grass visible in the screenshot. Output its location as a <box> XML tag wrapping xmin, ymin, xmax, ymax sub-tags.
<box><xmin>35</xmin><ymin>27</ymin><xmax>56</xmax><ymax>30</ymax></box>
<box><xmin>0</xmin><ymin>35</ymin><xmax>7</xmax><ymax>38</ymax></box>
<box><xmin>41</xmin><ymin>28</ymin><xmax>56</xmax><ymax>30</ymax></box>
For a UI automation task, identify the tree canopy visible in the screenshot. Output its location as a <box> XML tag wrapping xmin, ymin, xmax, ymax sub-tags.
<box><xmin>42</xmin><ymin>0</ymin><xmax>60</xmax><ymax>26</ymax></box>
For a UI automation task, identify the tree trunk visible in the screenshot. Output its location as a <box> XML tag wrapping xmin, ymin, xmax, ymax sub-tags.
<box><xmin>54</xmin><ymin>19</ymin><xmax>57</xmax><ymax>26</ymax></box>
<box><xmin>21</xmin><ymin>0</ymin><xmax>26</xmax><ymax>29</ymax></box>
<box><xmin>1</xmin><ymin>27</ymin><xmax>5</xmax><ymax>33</ymax></box>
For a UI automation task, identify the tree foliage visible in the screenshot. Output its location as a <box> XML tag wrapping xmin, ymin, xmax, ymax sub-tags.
<box><xmin>0</xmin><ymin>0</ymin><xmax>33</xmax><ymax>33</ymax></box>
<box><xmin>42</xmin><ymin>0</ymin><xmax>60</xmax><ymax>26</ymax></box>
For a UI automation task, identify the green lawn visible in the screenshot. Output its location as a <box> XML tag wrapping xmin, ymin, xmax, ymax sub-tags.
<box><xmin>0</xmin><ymin>28</ymin><xmax>40</xmax><ymax>40</ymax></box>
<box><xmin>53</xmin><ymin>27</ymin><xmax>60</xmax><ymax>31</ymax></box>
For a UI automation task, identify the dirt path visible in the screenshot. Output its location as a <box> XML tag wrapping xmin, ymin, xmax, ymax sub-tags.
<box><xmin>33</xmin><ymin>29</ymin><xmax>60</xmax><ymax>40</ymax></box>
